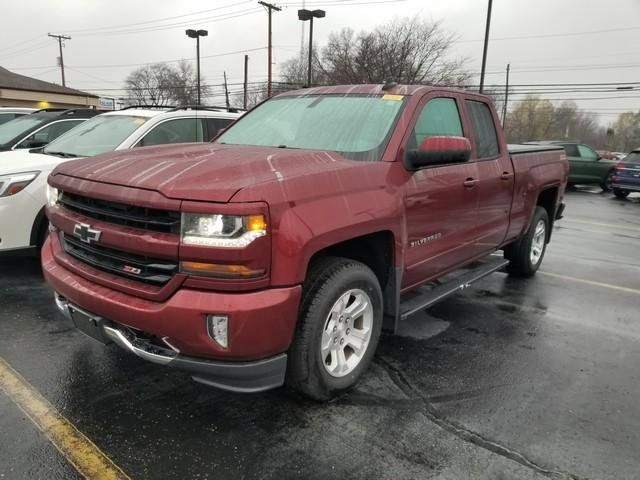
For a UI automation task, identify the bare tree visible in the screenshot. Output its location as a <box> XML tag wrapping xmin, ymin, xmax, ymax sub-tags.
<box><xmin>611</xmin><ymin>111</ymin><xmax>640</xmax><ymax>152</ymax></box>
<box><xmin>506</xmin><ymin>97</ymin><xmax>607</xmax><ymax>147</ymax></box>
<box><xmin>124</xmin><ymin>61</ymin><xmax>210</xmax><ymax>106</ymax></box>
<box><xmin>280</xmin><ymin>17</ymin><xmax>471</xmax><ymax>86</ymax></box>
<box><xmin>169</xmin><ymin>60</ymin><xmax>211</xmax><ymax>106</ymax></box>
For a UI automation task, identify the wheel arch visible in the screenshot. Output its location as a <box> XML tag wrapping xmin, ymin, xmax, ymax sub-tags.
<box><xmin>304</xmin><ymin>230</ymin><xmax>399</xmax><ymax>332</ymax></box>
<box><xmin>29</xmin><ymin>206</ymin><xmax>48</xmax><ymax>247</ymax></box>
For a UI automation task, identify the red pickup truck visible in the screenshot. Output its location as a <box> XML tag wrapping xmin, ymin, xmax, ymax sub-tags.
<box><xmin>43</xmin><ymin>85</ymin><xmax>568</xmax><ymax>400</ymax></box>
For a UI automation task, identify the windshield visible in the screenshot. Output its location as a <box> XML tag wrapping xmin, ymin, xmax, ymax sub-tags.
<box><xmin>215</xmin><ymin>94</ymin><xmax>406</xmax><ymax>161</ymax></box>
<box><xmin>622</xmin><ymin>152</ymin><xmax>640</xmax><ymax>163</ymax></box>
<box><xmin>44</xmin><ymin>114</ymin><xmax>148</xmax><ymax>157</ymax></box>
<box><xmin>0</xmin><ymin>114</ymin><xmax>50</xmax><ymax>145</ymax></box>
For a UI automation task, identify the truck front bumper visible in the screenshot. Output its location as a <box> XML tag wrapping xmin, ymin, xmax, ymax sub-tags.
<box><xmin>42</xmin><ymin>236</ymin><xmax>302</xmax><ymax>392</ymax></box>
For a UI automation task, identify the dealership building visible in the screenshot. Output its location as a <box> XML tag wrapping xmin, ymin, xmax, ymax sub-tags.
<box><xmin>0</xmin><ymin>66</ymin><xmax>99</xmax><ymax>109</ymax></box>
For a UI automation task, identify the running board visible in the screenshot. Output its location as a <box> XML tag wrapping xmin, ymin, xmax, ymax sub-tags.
<box><xmin>399</xmin><ymin>256</ymin><xmax>509</xmax><ymax>320</ymax></box>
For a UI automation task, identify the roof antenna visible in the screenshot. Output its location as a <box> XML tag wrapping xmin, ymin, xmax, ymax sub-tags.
<box><xmin>382</xmin><ymin>80</ymin><xmax>398</xmax><ymax>90</ymax></box>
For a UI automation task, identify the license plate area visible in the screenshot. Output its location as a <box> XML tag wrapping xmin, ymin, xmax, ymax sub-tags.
<box><xmin>69</xmin><ymin>305</ymin><xmax>112</xmax><ymax>344</ymax></box>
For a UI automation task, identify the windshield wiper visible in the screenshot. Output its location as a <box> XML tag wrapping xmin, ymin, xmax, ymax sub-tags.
<box><xmin>45</xmin><ymin>151</ymin><xmax>79</xmax><ymax>158</ymax></box>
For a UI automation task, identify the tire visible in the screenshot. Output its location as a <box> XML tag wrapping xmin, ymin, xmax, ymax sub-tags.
<box><xmin>286</xmin><ymin>256</ymin><xmax>383</xmax><ymax>400</ymax></box>
<box><xmin>600</xmin><ymin>171</ymin><xmax>614</xmax><ymax>192</ymax></box>
<box><xmin>504</xmin><ymin>206</ymin><xmax>549</xmax><ymax>278</ymax></box>
<box><xmin>613</xmin><ymin>188</ymin><xmax>630</xmax><ymax>199</ymax></box>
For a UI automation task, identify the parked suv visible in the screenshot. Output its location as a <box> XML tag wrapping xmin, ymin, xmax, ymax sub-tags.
<box><xmin>611</xmin><ymin>149</ymin><xmax>640</xmax><ymax>198</ymax></box>
<box><xmin>0</xmin><ymin>107</ymin><xmax>36</xmax><ymax>126</ymax></box>
<box><xmin>0</xmin><ymin>108</ymin><xmax>99</xmax><ymax>151</ymax></box>
<box><xmin>0</xmin><ymin>106</ymin><xmax>242</xmax><ymax>254</ymax></box>
<box><xmin>527</xmin><ymin>141</ymin><xmax>616</xmax><ymax>191</ymax></box>
<box><xmin>44</xmin><ymin>85</ymin><xmax>567</xmax><ymax>399</ymax></box>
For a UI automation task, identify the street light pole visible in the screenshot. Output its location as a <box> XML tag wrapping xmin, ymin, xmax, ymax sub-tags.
<box><xmin>308</xmin><ymin>16</ymin><xmax>314</xmax><ymax>87</ymax></box>
<box><xmin>186</xmin><ymin>29</ymin><xmax>208</xmax><ymax>105</ymax></box>
<box><xmin>298</xmin><ymin>9</ymin><xmax>325</xmax><ymax>88</ymax></box>
<box><xmin>479</xmin><ymin>0</ymin><xmax>493</xmax><ymax>93</ymax></box>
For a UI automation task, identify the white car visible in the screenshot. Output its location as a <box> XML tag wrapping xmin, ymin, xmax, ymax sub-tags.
<box><xmin>0</xmin><ymin>106</ymin><xmax>243</xmax><ymax>254</ymax></box>
<box><xmin>0</xmin><ymin>107</ymin><xmax>37</xmax><ymax>126</ymax></box>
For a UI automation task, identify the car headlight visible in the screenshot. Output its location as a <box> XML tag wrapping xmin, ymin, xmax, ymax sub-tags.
<box><xmin>0</xmin><ymin>171</ymin><xmax>39</xmax><ymax>198</ymax></box>
<box><xmin>181</xmin><ymin>213</ymin><xmax>267</xmax><ymax>248</ymax></box>
<box><xmin>46</xmin><ymin>184</ymin><xmax>59</xmax><ymax>207</ymax></box>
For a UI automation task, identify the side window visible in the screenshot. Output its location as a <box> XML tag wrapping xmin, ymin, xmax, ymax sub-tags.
<box><xmin>206</xmin><ymin>118</ymin><xmax>234</xmax><ymax>140</ymax></box>
<box><xmin>562</xmin><ymin>144</ymin><xmax>579</xmax><ymax>157</ymax></box>
<box><xmin>577</xmin><ymin>145</ymin><xmax>599</xmax><ymax>160</ymax></box>
<box><xmin>15</xmin><ymin>120</ymin><xmax>83</xmax><ymax>149</ymax></box>
<box><xmin>138</xmin><ymin>118</ymin><xmax>205</xmax><ymax>147</ymax></box>
<box><xmin>411</xmin><ymin>97</ymin><xmax>463</xmax><ymax>149</ymax></box>
<box><xmin>465</xmin><ymin>100</ymin><xmax>499</xmax><ymax>159</ymax></box>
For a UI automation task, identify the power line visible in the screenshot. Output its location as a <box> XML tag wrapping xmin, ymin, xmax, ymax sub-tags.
<box><xmin>64</xmin><ymin>1</ymin><xmax>252</xmax><ymax>34</ymax></box>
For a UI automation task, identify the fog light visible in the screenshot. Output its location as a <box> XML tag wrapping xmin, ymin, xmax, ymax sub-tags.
<box><xmin>206</xmin><ymin>314</ymin><xmax>228</xmax><ymax>348</ymax></box>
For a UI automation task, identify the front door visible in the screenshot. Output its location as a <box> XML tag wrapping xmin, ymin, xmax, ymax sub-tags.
<box><xmin>402</xmin><ymin>95</ymin><xmax>480</xmax><ymax>291</ymax></box>
<box><xmin>567</xmin><ymin>144</ymin><xmax>603</xmax><ymax>183</ymax></box>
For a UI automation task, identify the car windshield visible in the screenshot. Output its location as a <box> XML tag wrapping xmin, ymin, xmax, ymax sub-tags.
<box><xmin>44</xmin><ymin>114</ymin><xmax>149</xmax><ymax>157</ymax></box>
<box><xmin>0</xmin><ymin>113</ymin><xmax>50</xmax><ymax>145</ymax></box>
<box><xmin>215</xmin><ymin>94</ymin><xmax>406</xmax><ymax>161</ymax></box>
<box><xmin>622</xmin><ymin>152</ymin><xmax>640</xmax><ymax>163</ymax></box>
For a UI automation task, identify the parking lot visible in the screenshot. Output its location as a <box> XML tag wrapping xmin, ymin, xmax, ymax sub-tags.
<box><xmin>0</xmin><ymin>189</ymin><xmax>637</xmax><ymax>480</ymax></box>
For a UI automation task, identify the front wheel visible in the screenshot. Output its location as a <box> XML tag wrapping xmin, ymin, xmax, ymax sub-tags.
<box><xmin>600</xmin><ymin>171</ymin><xmax>614</xmax><ymax>192</ymax></box>
<box><xmin>504</xmin><ymin>206</ymin><xmax>549</xmax><ymax>277</ymax></box>
<box><xmin>286</xmin><ymin>257</ymin><xmax>383</xmax><ymax>400</ymax></box>
<box><xmin>613</xmin><ymin>188</ymin><xmax>630</xmax><ymax>199</ymax></box>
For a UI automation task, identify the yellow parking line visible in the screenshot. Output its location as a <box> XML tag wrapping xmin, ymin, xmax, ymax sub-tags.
<box><xmin>0</xmin><ymin>357</ymin><xmax>130</xmax><ymax>480</ymax></box>
<box><xmin>540</xmin><ymin>271</ymin><xmax>640</xmax><ymax>295</ymax></box>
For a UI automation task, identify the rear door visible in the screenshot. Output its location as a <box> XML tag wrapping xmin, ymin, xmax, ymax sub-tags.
<box><xmin>205</xmin><ymin>117</ymin><xmax>235</xmax><ymax>140</ymax></box>
<box><xmin>463</xmin><ymin>98</ymin><xmax>513</xmax><ymax>253</ymax></box>
<box><xmin>402</xmin><ymin>94</ymin><xmax>480</xmax><ymax>290</ymax></box>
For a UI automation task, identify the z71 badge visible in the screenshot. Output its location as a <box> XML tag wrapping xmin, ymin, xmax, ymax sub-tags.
<box><xmin>122</xmin><ymin>265</ymin><xmax>142</xmax><ymax>275</ymax></box>
<box><xmin>410</xmin><ymin>233</ymin><xmax>442</xmax><ymax>248</ymax></box>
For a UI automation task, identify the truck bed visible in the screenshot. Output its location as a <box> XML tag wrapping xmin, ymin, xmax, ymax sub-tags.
<box><xmin>508</xmin><ymin>144</ymin><xmax>564</xmax><ymax>155</ymax></box>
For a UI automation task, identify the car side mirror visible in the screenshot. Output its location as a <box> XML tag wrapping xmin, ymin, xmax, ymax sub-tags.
<box><xmin>404</xmin><ymin>136</ymin><xmax>471</xmax><ymax>170</ymax></box>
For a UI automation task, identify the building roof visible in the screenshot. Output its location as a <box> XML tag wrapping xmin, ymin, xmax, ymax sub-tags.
<box><xmin>0</xmin><ymin>66</ymin><xmax>98</xmax><ymax>98</ymax></box>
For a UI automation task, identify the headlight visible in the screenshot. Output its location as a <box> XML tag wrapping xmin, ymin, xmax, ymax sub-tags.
<box><xmin>181</xmin><ymin>213</ymin><xmax>267</xmax><ymax>248</ymax></box>
<box><xmin>0</xmin><ymin>171</ymin><xmax>39</xmax><ymax>198</ymax></box>
<box><xmin>46</xmin><ymin>184</ymin><xmax>59</xmax><ymax>207</ymax></box>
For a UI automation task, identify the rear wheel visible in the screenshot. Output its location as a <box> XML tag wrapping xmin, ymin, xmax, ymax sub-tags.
<box><xmin>286</xmin><ymin>257</ymin><xmax>382</xmax><ymax>400</ymax></box>
<box><xmin>504</xmin><ymin>207</ymin><xmax>549</xmax><ymax>277</ymax></box>
<box><xmin>613</xmin><ymin>188</ymin><xmax>630</xmax><ymax>199</ymax></box>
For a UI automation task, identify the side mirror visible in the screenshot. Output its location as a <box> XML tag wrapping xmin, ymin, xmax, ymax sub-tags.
<box><xmin>404</xmin><ymin>136</ymin><xmax>471</xmax><ymax>170</ymax></box>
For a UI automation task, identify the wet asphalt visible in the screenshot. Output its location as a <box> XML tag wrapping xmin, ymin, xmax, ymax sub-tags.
<box><xmin>1</xmin><ymin>188</ymin><xmax>639</xmax><ymax>480</ymax></box>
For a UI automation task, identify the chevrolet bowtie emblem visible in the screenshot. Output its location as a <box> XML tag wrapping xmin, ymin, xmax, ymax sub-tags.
<box><xmin>73</xmin><ymin>223</ymin><xmax>102</xmax><ymax>244</ymax></box>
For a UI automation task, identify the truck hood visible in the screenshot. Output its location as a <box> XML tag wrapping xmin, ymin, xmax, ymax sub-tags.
<box><xmin>51</xmin><ymin>143</ymin><xmax>363</xmax><ymax>202</ymax></box>
<box><xmin>0</xmin><ymin>149</ymin><xmax>67</xmax><ymax>176</ymax></box>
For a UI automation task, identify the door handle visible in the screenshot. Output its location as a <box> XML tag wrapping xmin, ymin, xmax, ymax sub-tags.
<box><xmin>500</xmin><ymin>172</ymin><xmax>514</xmax><ymax>180</ymax></box>
<box><xmin>463</xmin><ymin>178</ymin><xmax>479</xmax><ymax>188</ymax></box>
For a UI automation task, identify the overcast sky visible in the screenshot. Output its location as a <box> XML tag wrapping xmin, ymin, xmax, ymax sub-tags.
<box><xmin>3</xmin><ymin>0</ymin><xmax>640</xmax><ymax>124</ymax></box>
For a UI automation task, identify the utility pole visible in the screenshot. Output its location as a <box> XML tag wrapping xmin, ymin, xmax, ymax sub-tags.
<box><xmin>223</xmin><ymin>71</ymin><xmax>230</xmax><ymax>110</ymax></box>
<box><xmin>258</xmin><ymin>1</ymin><xmax>281</xmax><ymax>97</ymax></box>
<box><xmin>502</xmin><ymin>63</ymin><xmax>510</xmax><ymax>127</ymax></box>
<box><xmin>479</xmin><ymin>0</ymin><xmax>493</xmax><ymax>93</ymax></box>
<box><xmin>48</xmin><ymin>33</ymin><xmax>71</xmax><ymax>86</ymax></box>
<box><xmin>243</xmin><ymin>55</ymin><xmax>249</xmax><ymax>110</ymax></box>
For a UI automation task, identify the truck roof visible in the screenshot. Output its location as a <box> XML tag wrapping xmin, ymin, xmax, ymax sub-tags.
<box><xmin>277</xmin><ymin>84</ymin><xmax>476</xmax><ymax>98</ymax></box>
